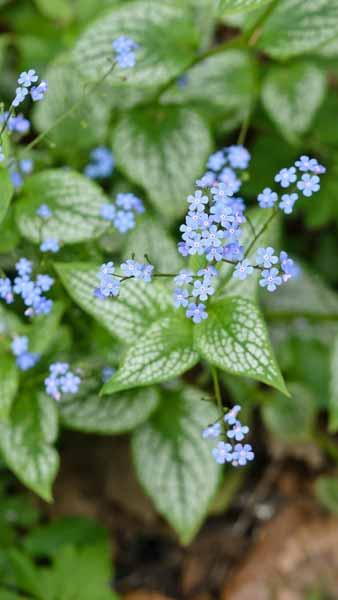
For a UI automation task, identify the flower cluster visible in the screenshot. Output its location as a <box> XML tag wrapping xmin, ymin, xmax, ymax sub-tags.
<box><xmin>202</xmin><ymin>405</ymin><xmax>254</xmax><ymax>467</ymax></box>
<box><xmin>93</xmin><ymin>259</ymin><xmax>154</xmax><ymax>300</ymax></box>
<box><xmin>11</xmin><ymin>335</ymin><xmax>40</xmax><ymax>371</ymax></box>
<box><xmin>0</xmin><ymin>258</ymin><xmax>54</xmax><ymax>316</ymax></box>
<box><xmin>13</xmin><ymin>69</ymin><xmax>47</xmax><ymax>107</ymax></box>
<box><xmin>257</xmin><ymin>156</ymin><xmax>325</xmax><ymax>213</ymax></box>
<box><xmin>84</xmin><ymin>147</ymin><xmax>115</xmax><ymax>179</ymax></box>
<box><xmin>233</xmin><ymin>246</ymin><xmax>299</xmax><ymax>292</ymax></box>
<box><xmin>9</xmin><ymin>158</ymin><xmax>33</xmax><ymax>188</ymax></box>
<box><xmin>0</xmin><ymin>112</ymin><xmax>30</xmax><ymax>135</ymax></box>
<box><xmin>173</xmin><ymin>266</ymin><xmax>218</xmax><ymax>323</ymax></box>
<box><xmin>45</xmin><ymin>363</ymin><xmax>81</xmax><ymax>401</ymax></box>
<box><xmin>112</xmin><ymin>36</ymin><xmax>139</xmax><ymax>69</ymax></box>
<box><xmin>100</xmin><ymin>192</ymin><xmax>144</xmax><ymax>234</ymax></box>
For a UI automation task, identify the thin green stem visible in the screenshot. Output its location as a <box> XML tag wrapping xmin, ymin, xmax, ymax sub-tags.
<box><xmin>211</xmin><ymin>365</ymin><xmax>223</xmax><ymax>418</ymax></box>
<box><xmin>243</xmin><ymin>0</ymin><xmax>280</xmax><ymax>47</ymax></box>
<box><xmin>20</xmin><ymin>61</ymin><xmax>116</xmax><ymax>156</ymax></box>
<box><xmin>244</xmin><ymin>207</ymin><xmax>278</xmax><ymax>259</ymax></box>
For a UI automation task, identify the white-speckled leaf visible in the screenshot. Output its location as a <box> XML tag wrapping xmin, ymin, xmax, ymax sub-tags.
<box><xmin>218</xmin><ymin>0</ymin><xmax>272</xmax><ymax>14</ymax></box>
<box><xmin>132</xmin><ymin>387</ymin><xmax>220</xmax><ymax>544</ymax></box>
<box><xmin>60</xmin><ymin>382</ymin><xmax>159</xmax><ymax>433</ymax></box>
<box><xmin>0</xmin><ymin>353</ymin><xmax>18</xmax><ymax>422</ymax></box>
<box><xmin>72</xmin><ymin>1</ymin><xmax>199</xmax><ymax>107</ymax></box>
<box><xmin>123</xmin><ymin>214</ymin><xmax>183</xmax><ymax>272</ymax></box>
<box><xmin>15</xmin><ymin>170</ymin><xmax>109</xmax><ymax>244</ymax></box>
<box><xmin>0</xmin><ymin>394</ymin><xmax>59</xmax><ymax>501</ymax></box>
<box><xmin>258</xmin><ymin>0</ymin><xmax>338</xmax><ymax>59</ymax></box>
<box><xmin>329</xmin><ymin>333</ymin><xmax>338</xmax><ymax>433</ymax></box>
<box><xmin>55</xmin><ymin>262</ymin><xmax>172</xmax><ymax>343</ymax></box>
<box><xmin>194</xmin><ymin>296</ymin><xmax>287</xmax><ymax>394</ymax></box>
<box><xmin>162</xmin><ymin>50</ymin><xmax>256</xmax><ymax>118</ymax></box>
<box><xmin>112</xmin><ymin>106</ymin><xmax>212</xmax><ymax>220</ymax></box>
<box><xmin>102</xmin><ymin>314</ymin><xmax>198</xmax><ymax>394</ymax></box>
<box><xmin>33</xmin><ymin>55</ymin><xmax>112</xmax><ymax>158</ymax></box>
<box><xmin>262</xmin><ymin>62</ymin><xmax>326</xmax><ymax>143</ymax></box>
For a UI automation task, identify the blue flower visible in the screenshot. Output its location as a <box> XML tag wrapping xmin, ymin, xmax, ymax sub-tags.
<box><xmin>231</xmin><ymin>443</ymin><xmax>254</xmax><ymax>466</ymax></box>
<box><xmin>224</xmin><ymin>405</ymin><xmax>241</xmax><ymax>426</ymax></box>
<box><xmin>137</xmin><ymin>264</ymin><xmax>153</xmax><ymax>283</ymax></box>
<box><xmin>186</xmin><ymin>302</ymin><xmax>208</xmax><ymax>324</ymax></box>
<box><xmin>218</xmin><ymin>167</ymin><xmax>241</xmax><ymax>194</ymax></box>
<box><xmin>112</xmin><ymin>36</ymin><xmax>139</xmax><ymax>69</ymax></box>
<box><xmin>202</xmin><ymin>224</ymin><xmax>224</xmax><ymax>248</ymax></box>
<box><xmin>12</xmin><ymin>86</ymin><xmax>28</xmax><ymax>107</ymax></box>
<box><xmin>297</xmin><ymin>173</ymin><xmax>320</xmax><ymax>197</ymax></box>
<box><xmin>113</xmin><ymin>210</ymin><xmax>135</xmax><ymax>233</ymax></box>
<box><xmin>257</xmin><ymin>187</ymin><xmax>278</xmax><ymax>208</ymax></box>
<box><xmin>227</xmin><ymin>145</ymin><xmax>251</xmax><ymax>170</ymax></box>
<box><xmin>197</xmin><ymin>266</ymin><xmax>219</xmax><ymax>280</ymax></box>
<box><xmin>102</xmin><ymin>366</ymin><xmax>115</xmax><ymax>382</ymax></box>
<box><xmin>223</xmin><ymin>242</ymin><xmax>244</xmax><ymax>262</ymax></box>
<box><xmin>279</xmin><ymin>193</ymin><xmax>298</xmax><ymax>214</ymax></box>
<box><xmin>279</xmin><ymin>251</ymin><xmax>297</xmax><ymax>282</ymax></box>
<box><xmin>116</xmin><ymin>193</ymin><xmax>144</xmax><ymax>213</ymax></box>
<box><xmin>9</xmin><ymin>113</ymin><xmax>30</xmax><ymax>134</ymax></box>
<box><xmin>59</xmin><ymin>372</ymin><xmax>81</xmax><ymax>394</ymax></box>
<box><xmin>11</xmin><ymin>336</ymin><xmax>29</xmax><ymax>356</ymax></box>
<box><xmin>17</xmin><ymin>69</ymin><xmax>38</xmax><ymax>87</ymax></box>
<box><xmin>205</xmin><ymin>246</ymin><xmax>223</xmax><ymax>262</ymax></box>
<box><xmin>16</xmin><ymin>258</ymin><xmax>32</xmax><ymax>277</ymax></box>
<box><xmin>96</xmin><ymin>273</ymin><xmax>120</xmax><ymax>298</ymax></box>
<box><xmin>40</xmin><ymin>238</ymin><xmax>60</xmax><ymax>253</ymax></box>
<box><xmin>233</xmin><ymin>259</ymin><xmax>253</xmax><ymax>281</ymax></box>
<box><xmin>224</xmin><ymin>222</ymin><xmax>241</xmax><ymax>243</ymax></box>
<box><xmin>202</xmin><ymin>422</ymin><xmax>221</xmax><ymax>439</ymax></box>
<box><xmin>36</xmin><ymin>204</ymin><xmax>52</xmax><ymax>219</ymax></box>
<box><xmin>186</xmin><ymin>233</ymin><xmax>205</xmax><ymax>256</ymax></box>
<box><xmin>212</xmin><ymin>441</ymin><xmax>233</xmax><ymax>464</ymax></box>
<box><xmin>178</xmin><ymin>242</ymin><xmax>189</xmax><ymax>256</ymax></box>
<box><xmin>210</xmin><ymin>203</ymin><xmax>233</xmax><ymax>227</ymax></box>
<box><xmin>174</xmin><ymin>269</ymin><xmax>193</xmax><ymax>286</ymax></box>
<box><xmin>196</xmin><ymin>171</ymin><xmax>215</xmax><ymax>188</ymax></box>
<box><xmin>100</xmin><ymin>203</ymin><xmax>116</xmax><ymax>221</ymax></box>
<box><xmin>207</xmin><ymin>151</ymin><xmax>226</xmax><ymax>172</ymax></box>
<box><xmin>0</xmin><ymin>277</ymin><xmax>14</xmax><ymax>304</ymax></box>
<box><xmin>36</xmin><ymin>274</ymin><xmax>54</xmax><ymax>292</ymax></box>
<box><xmin>192</xmin><ymin>279</ymin><xmax>215</xmax><ymax>301</ymax></box>
<box><xmin>227</xmin><ymin>422</ymin><xmax>249</xmax><ymax>442</ymax></box>
<box><xmin>211</xmin><ymin>182</ymin><xmax>232</xmax><ymax>202</ymax></box>
<box><xmin>259</xmin><ymin>267</ymin><xmax>282</xmax><ymax>292</ymax></box>
<box><xmin>173</xmin><ymin>288</ymin><xmax>189</xmax><ymax>308</ymax></box>
<box><xmin>16</xmin><ymin>351</ymin><xmax>40</xmax><ymax>371</ymax></box>
<box><xmin>274</xmin><ymin>167</ymin><xmax>297</xmax><ymax>188</ymax></box>
<box><xmin>30</xmin><ymin>80</ymin><xmax>48</xmax><ymax>101</ymax></box>
<box><xmin>121</xmin><ymin>259</ymin><xmax>141</xmax><ymax>278</ymax></box>
<box><xmin>187</xmin><ymin>190</ymin><xmax>208</xmax><ymax>212</ymax></box>
<box><xmin>85</xmin><ymin>147</ymin><xmax>114</xmax><ymax>179</ymax></box>
<box><xmin>295</xmin><ymin>156</ymin><xmax>326</xmax><ymax>175</ymax></box>
<box><xmin>255</xmin><ymin>246</ymin><xmax>278</xmax><ymax>268</ymax></box>
<box><xmin>100</xmin><ymin>262</ymin><xmax>115</xmax><ymax>277</ymax></box>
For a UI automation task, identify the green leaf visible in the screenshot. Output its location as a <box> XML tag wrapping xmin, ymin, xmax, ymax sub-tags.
<box><xmin>315</xmin><ymin>476</ymin><xmax>338</xmax><ymax>515</ymax></box>
<box><xmin>102</xmin><ymin>313</ymin><xmax>198</xmax><ymax>394</ymax></box>
<box><xmin>73</xmin><ymin>0</ymin><xmax>199</xmax><ymax>107</ymax></box>
<box><xmin>218</xmin><ymin>0</ymin><xmax>272</xmax><ymax>14</ymax></box>
<box><xmin>55</xmin><ymin>262</ymin><xmax>172</xmax><ymax>343</ymax></box>
<box><xmin>122</xmin><ymin>214</ymin><xmax>183</xmax><ymax>273</ymax></box>
<box><xmin>23</xmin><ymin>516</ymin><xmax>107</xmax><ymax>558</ymax></box>
<box><xmin>0</xmin><ymin>394</ymin><xmax>59</xmax><ymax>501</ymax></box>
<box><xmin>263</xmin><ymin>266</ymin><xmax>338</xmax><ymax>320</ymax></box>
<box><xmin>329</xmin><ymin>332</ymin><xmax>338</xmax><ymax>432</ymax></box>
<box><xmin>15</xmin><ymin>169</ymin><xmax>108</xmax><ymax>244</ymax></box>
<box><xmin>28</xmin><ymin>302</ymin><xmax>65</xmax><ymax>355</ymax></box>
<box><xmin>60</xmin><ymin>379</ymin><xmax>159</xmax><ymax>433</ymax></box>
<box><xmin>0</xmin><ymin>354</ymin><xmax>18</xmax><ymax>423</ymax></box>
<box><xmin>0</xmin><ymin>169</ymin><xmax>13</xmax><ymax>226</ymax></box>
<box><xmin>112</xmin><ymin>105</ymin><xmax>212</xmax><ymax>220</ymax></box>
<box><xmin>34</xmin><ymin>0</ymin><xmax>73</xmax><ymax>22</ymax></box>
<box><xmin>262</xmin><ymin>62</ymin><xmax>326</xmax><ymax>144</ymax></box>
<box><xmin>194</xmin><ymin>296</ymin><xmax>287</xmax><ymax>394</ymax></box>
<box><xmin>162</xmin><ymin>50</ymin><xmax>256</xmax><ymax>122</ymax></box>
<box><xmin>262</xmin><ymin>382</ymin><xmax>316</xmax><ymax>440</ymax></box>
<box><xmin>258</xmin><ymin>0</ymin><xmax>338</xmax><ymax>59</ymax></box>
<box><xmin>7</xmin><ymin>550</ymin><xmax>43</xmax><ymax>600</ymax></box>
<box><xmin>33</xmin><ymin>55</ymin><xmax>112</xmax><ymax>160</ymax></box>
<box><xmin>132</xmin><ymin>387</ymin><xmax>220</xmax><ymax>544</ymax></box>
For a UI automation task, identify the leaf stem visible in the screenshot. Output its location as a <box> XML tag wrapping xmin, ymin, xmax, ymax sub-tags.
<box><xmin>211</xmin><ymin>365</ymin><xmax>223</xmax><ymax>418</ymax></box>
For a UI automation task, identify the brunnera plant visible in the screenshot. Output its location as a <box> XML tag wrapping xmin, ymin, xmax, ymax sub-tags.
<box><xmin>0</xmin><ymin>0</ymin><xmax>335</xmax><ymax>544</ymax></box>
